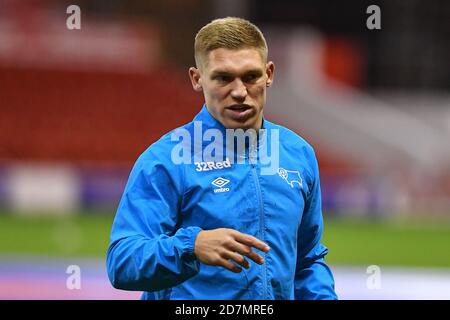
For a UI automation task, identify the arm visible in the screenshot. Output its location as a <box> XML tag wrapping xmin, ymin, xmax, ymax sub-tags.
<box><xmin>294</xmin><ymin>146</ymin><xmax>338</xmax><ymax>300</ymax></box>
<box><xmin>106</xmin><ymin>150</ymin><xmax>202</xmax><ymax>292</ymax></box>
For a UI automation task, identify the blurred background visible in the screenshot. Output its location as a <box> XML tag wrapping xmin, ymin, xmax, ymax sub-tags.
<box><xmin>0</xmin><ymin>0</ymin><xmax>449</xmax><ymax>299</ymax></box>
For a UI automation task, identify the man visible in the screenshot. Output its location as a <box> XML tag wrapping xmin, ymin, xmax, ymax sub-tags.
<box><xmin>106</xmin><ymin>17</ymin><xmax>337</xmax><ymax>300</ymax></box>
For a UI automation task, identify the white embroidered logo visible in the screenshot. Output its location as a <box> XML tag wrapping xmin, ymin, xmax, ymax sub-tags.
<box><xmin>212</xmin><ymin>177</ymin><xmax>230</xmax><ymax>193</ymax></box>
<box><xmin>278</xmin><ymin>168</ymin><xmax>303</xmax><ymax>188</ymax></box>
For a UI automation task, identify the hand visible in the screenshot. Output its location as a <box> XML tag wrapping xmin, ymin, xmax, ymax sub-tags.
<box><xmin>194</xmin><ymin>228</ymin><xmax>270</xmax><ymax>273</ymax></box>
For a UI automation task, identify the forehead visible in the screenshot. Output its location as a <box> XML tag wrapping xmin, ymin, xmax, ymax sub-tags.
<box><xmin>204</xmin><ymin>48</ymin><xmax>265</xmax><ymax>73</ymax></box>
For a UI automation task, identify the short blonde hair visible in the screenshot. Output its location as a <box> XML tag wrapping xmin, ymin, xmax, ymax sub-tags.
<box><xmin>194</xmin><ymin>17</ymin><xmax>268</xmax><ymax>69</ymax></box>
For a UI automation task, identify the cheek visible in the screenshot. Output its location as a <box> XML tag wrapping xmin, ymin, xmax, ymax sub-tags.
<box><xmin>249</xmin><ymin>84</ymin><xmax>266</xmax><ymax>99</ymax></box>
<box><xmin>212</xmin><ymin>88</ymin><xmax>226</xmax><ymax>98</ymax></box>
<box><xmin>205</xmin><ymin>85</ymin><xmax>227</xmax><ymax>99</ymax></box>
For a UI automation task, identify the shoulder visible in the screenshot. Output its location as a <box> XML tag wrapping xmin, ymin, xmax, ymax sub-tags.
<box><xmin>128</xmin><ymin>122</ymin><xmax>194</xmax><ymax>189</ymax></box>
<box><xmin>138</xmin><ymin>121</ymin><xmax>194</xmax><ymax>166</ymax></box>
<box><xmin>265</xmin><ymin>119</ymin><xmax>317</xmax><ymax>160</ymax></box>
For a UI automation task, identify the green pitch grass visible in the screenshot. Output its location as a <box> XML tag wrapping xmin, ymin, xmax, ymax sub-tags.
<box><xmin>0</xmin><ymin>212</ymin><xmax>114</xmax><ymax>258</ymax></box>
<box><xmin>0</xmin><ymin>211</ymin><xmax>450</xmax><ymax>267</ymax></box>
<box><xmin>322</xmin><ymin>216</ymin><xmax>450</xmax><ymax>267</ymax></box>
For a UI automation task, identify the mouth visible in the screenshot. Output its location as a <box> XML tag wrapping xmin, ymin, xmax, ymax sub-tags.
<box><xmin>225</xmin><ymin>104</ymin><xmax>254</xmax><ymax>121</ymax></box>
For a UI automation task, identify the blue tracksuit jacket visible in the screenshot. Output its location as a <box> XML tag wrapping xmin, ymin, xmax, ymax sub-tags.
<box><xmin>106</xmin><ymin>105</ymin><xmax>337</xmax><ymax>300</ymax></box>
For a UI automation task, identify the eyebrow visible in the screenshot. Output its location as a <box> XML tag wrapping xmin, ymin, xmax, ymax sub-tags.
<box><xmin>210</xmin><ymin>69</ymin><xmax>264</xmax><ymax>78</ymax></box>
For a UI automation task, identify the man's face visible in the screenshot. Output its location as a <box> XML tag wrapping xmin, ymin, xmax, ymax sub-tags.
<box><xmin>189</xmin><ymin>48</ymin><xmax>274</xmax><ymax>130</ymax></box>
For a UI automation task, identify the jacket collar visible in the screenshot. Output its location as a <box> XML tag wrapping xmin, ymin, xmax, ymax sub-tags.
<box><xmin>191</xmin><ymin>104</ymin><xmax>270</xmax><ymax>160</ymax></box>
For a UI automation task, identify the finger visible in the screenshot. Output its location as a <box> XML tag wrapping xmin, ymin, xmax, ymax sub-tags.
<box><xmin>225</xmin><ymin>241</ymin><xmax>265</xmax><ymax>265</ymax></box>
<box><xmin>222</xmin><ymin>251</ymin><xmax>250</xmax><ymax>269</ymax></box>
<box><xmin>219</xmin><ymin>258</ymin><xmax>242</xmax><ymax>273</ymax></box>
<box><xmin>233</xmin><ymin>232</ymin><xmax>270</xmax><ymax>253</ymax></box>
<box><xmin>245</xmin><ymin>250</ymin><xmax>265</xmax><ymax>264</ymax></box>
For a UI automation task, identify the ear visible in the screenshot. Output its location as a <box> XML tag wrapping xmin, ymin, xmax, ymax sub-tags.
<box><xmin>189</xmin><ymin>67</ymin><xmax>203</xmax><ymax>92</ymax></box>
<box><xmin>265</xmin><ymin>61</ymin><xmax>275</xmax><ymax>87</ymax></box>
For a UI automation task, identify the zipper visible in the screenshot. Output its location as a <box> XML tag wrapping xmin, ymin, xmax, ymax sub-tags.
<box><xmin>251</xmin><ymin>163</ymin><xmax>267</xmax><ymax>299</ymax></box>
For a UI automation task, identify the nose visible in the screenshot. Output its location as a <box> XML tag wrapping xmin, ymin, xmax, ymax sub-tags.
<box><xmin>230</xmin><ymin>79</ymin><xmax>247</xmax><ymax>101</ymax></box>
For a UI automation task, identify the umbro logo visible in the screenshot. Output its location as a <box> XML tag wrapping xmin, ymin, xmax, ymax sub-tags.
<box><xmin>212</xmin><ymin>177</ymin><xmax>230</xmax><ymax>193</ymax></box>
<box><xmin>212</xmin><ymin>177</ymin><xmax>230</xmax><ymax>188</ymax></box>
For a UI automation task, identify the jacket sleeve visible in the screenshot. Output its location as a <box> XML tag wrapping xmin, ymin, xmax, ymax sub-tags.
<box><xmin>106</xmin><ymin>149</ymin><xmax>202</xmax><ymax>292</ymax></box>
<box><xmin>294</xmin><ymin>146</ymin><xmax>338</xmax><ymax>300</ymax></box>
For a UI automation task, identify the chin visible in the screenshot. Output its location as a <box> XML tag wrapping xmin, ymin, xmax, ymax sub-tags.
<box><xmin>226</xmin><ymin>119</ymin><xmax>258</xmax><ymax>130</ymax></box>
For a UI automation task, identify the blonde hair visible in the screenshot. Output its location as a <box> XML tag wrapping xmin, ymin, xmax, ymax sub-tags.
<box><xmin>194</xmin><ymin>17</ymin><xmax>268</xmax><ymax>69</ymax></box>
